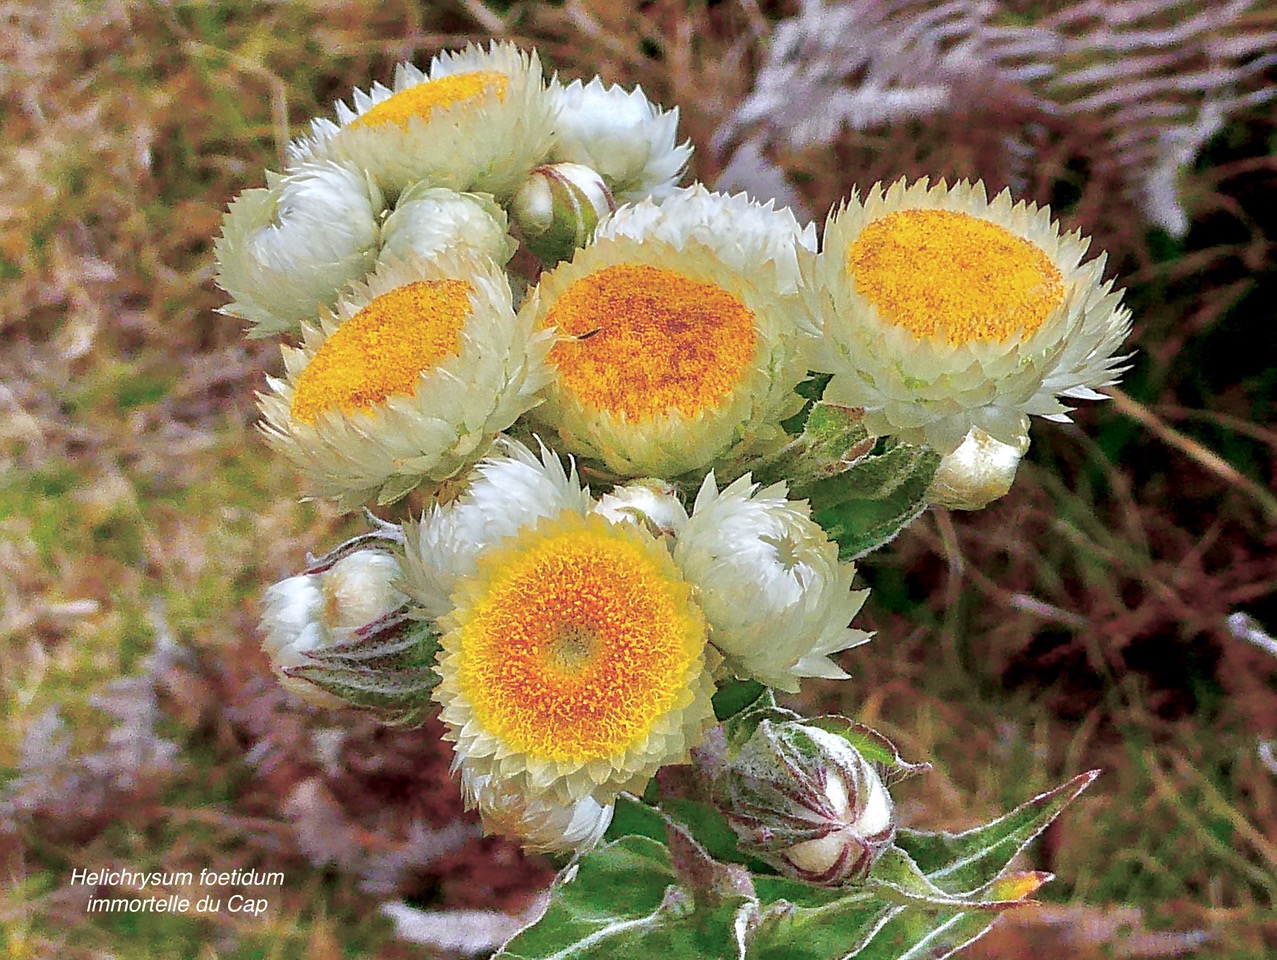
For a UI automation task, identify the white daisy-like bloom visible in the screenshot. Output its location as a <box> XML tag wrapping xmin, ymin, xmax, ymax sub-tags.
<box><xmin>401</xmin><ymin>439</ymin><xmax>592</xmax><ymax>620</ymax></box>
<box><xmin>433</xmin><ymin>509</ymin><xmax>718</xmax><ymax>804</ymax></box>
<box><xmin>215</xmin><ymin>162</ymin><xmax>384</xmax><ymax>338</ymax></box>
<box><xmin>673</xmin><ymin>474</ymin><xmax>870</xmax><ymax>693</ymax></box>
<box><xmin>804</xmin><ymin>178</ymin><xmax>1133</xmax><ymax>454</ymax></box>
<box><xmin>288</xmin><ymin>42</ymin><xmax>556</xmax><ymax>200</ymax></box>
<box><xmin>597</xmin><ymin>184</ymin><xmax>818</xmax><ymax>296</ymax></box>
<box><xmin>927</xmin><ymin>426</ymin><xmax>1030</xmax><ymax>510</ymax></box>
<box><xmin>258</xmin><ymin>249</ymin><xmax>554</xmax><ymax>509</ymax></box>
<box><xmin>260</xmin><ymin>550</ymin><xmax>406</xmax><ymax>706</ymax></box>
<box><xmin>379</xmin><ymin>183</ymin><xmax>517</xmax><ymax>267</ymax></box>
<box><xmin>548</xmin><ymin>76</ymin><xmax>692</xmax><ymax>204</ymax></box>
<box><xmin>593</xmin><ymin>479</ymin><xmax>688</xmax><ymax>542</ymax></box>
<box><xmin>459</xmin><ymin>765</ymin><xmax>614</xmax><ymax>854</ymax></box>
<box><xmin>521</xmin><ymin>232</ymin><xmax>809</xmax><ymax>479</ymax></box>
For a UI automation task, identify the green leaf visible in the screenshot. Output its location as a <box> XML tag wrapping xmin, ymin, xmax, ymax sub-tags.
<box><xmin>756</xmin><ymin>402</ymin><xmax>875</xmax><ymax>490</ymax></box>
<box><xmin>895</xmin><ymin>770</ymin><xmax>1099</xmax><ymax>895</ymax></box>
<box><xmin>850</xmin><ymin>905</ymin><xmax>998</xmax><ymax>960</ymax></box>
<box><xmin>606</xmin><ymin>794</ymin><xmax>771</xmax><ymax>873</ymax></box>
<box><xmin>713</xmin><ymin>679</ymin><xmax>768</xmax><ymax>721</ymax></box>
<box><xmin>804</xmin><ymin>440</ymin><xmax>940</xmax><ymax>560</ymax></box>
<box><xmin>867</xmin><ymin>848</ymin><xmax>1048</xmax><ymax>911</ymax></box>
<box><xmin>746</xmin><ymin>896</ymin><xmax>897</xmax><ymax>960</ymax></box>
<box><xmin>497</xmin><ymin>835</ymin><xmax>756</xmax><ymax>960</ymax></box>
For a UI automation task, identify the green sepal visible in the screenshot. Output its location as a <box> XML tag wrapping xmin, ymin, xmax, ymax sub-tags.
<box><xmin>805</xmin><ymin>717</ymin><xmax>930</xmax><ymax>779</ymax></box>
<box><xmin>284</xmin><ymin>615</ymin><xmax>441</xmax><ymax>727</ymax></box>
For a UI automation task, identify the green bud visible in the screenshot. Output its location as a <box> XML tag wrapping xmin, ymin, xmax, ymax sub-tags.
<box><xmin>511</xmin><ymin>162</ymin><xmax>615</xmax><ymax>264</ymax></box>
<box><xmin>717</xmin><ymin>719</ymin><xmax>895</xmax><ymax>885</ymax></box>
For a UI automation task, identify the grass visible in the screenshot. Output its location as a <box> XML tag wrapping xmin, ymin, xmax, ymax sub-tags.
<box><xmin>2</xmin><ymin>1</ymin><xmax>1275</xmax><ymax>957</ymax></box>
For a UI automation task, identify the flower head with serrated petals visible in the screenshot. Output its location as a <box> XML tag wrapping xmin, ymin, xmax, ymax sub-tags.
<box><xmin>804</xmin><ymin>178</ymin><xmax>1133</xmax><ymax>454</ymax></box>
<box><xmin>258</xmin><ymin>250</ymin><xmax>553</xmax><ymax>508</ymax></box>
<box><xmin>288</xmin><ymin>42</ymin><xmax>556</xmax><ymax>200</ymax></box>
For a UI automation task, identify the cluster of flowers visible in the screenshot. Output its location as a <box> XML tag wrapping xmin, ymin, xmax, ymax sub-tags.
<box><xmin>219</xmin><ymin>42</ymin><xmax>1131</xmax><ymax>859</ymax></box>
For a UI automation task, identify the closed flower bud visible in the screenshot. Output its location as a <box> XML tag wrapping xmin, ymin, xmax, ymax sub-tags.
<box><xmin>718</xmin><ymin>720</ymin><xmax>895</xmax><ymax>885</ymax></box>
<box><xmin>511</xmin><ymin>162</ymin><xmax>615</xmax><ymax>264</ymax></box>
<box><xmin>927</xmin><ymin>426</ymin><xmax>1030</xmax><ymax>510</ymax></box>
<box><xmin>260</xmin><ymin>549</ymin><xmax>407</xmax><ymax>706</ymax></box>
<box><xmin>380</xmin><ymin>183</ymin><xmax>518</xmax><ymax>267</ymax></box>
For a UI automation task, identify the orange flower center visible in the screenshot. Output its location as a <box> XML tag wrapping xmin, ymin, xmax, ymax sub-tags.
<box><xmin>455</xmin><ymin>519</ymin><xmax>705</xmax><ymax>764</ymax></box>
<box><xmin>290</xmin><ymin>280</ymin><xmax>472</xmax><ymax>422</ymax></box>
<box><xmin>846</xmin><ymin>209</ymin><xmax>1064</xmax><ymax>345</ymax></box>
<box><xmin>543</xmin><ymin>263</ymin><xmax>758</xmax><ymax>420</ymax></box>
<box><xmin>350</xmin><ymin>71</ymin><xmax>509</xmax><ymax>131</ymax></box>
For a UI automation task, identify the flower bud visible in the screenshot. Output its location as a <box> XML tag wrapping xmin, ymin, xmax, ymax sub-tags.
<box><xmin>718</xmin><ymin>719</ymin><xmax>895</xmax><ymax>885</ymax></box>
<box><xmin>380</xmin><ymin>183</ymin><xmax>517</xmax><ymax>267</ymax></box>
<box><xmin>260</xmin><ymin>549</ymin><xmax>407</xmax><ymax>706</ymax></box>
<box><xmin>511</xmin><ymin>162</ymin><xmax>615</xmax><ymax>264</ymax></box>
<box><xmin>459</xmin><ymin>767</ymin><xmax>613</xmax><ymax>854</ymax></box>
<box><xmin>592</xmin><ymin>479</ymin><xmax>688</xmax><ymax>542</ymax></box>
<box><xmin>927</xmin><ymin>426</ymin><xmax>1030</xmax><ymax>510</ymax></box>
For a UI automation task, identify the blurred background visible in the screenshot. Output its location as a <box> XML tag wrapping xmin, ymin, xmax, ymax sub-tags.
<box><xmin>1</xmin><ymin>1</ymin><xmax>1274</xmax><ymax>957</ymax></box>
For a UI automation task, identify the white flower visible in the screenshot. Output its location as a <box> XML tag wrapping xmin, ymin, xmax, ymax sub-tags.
<box><xmin>804</xmin><ymin>178</ymin><xmax>1133</xmax><ymax>454</ymax></box>
<box><xmin>459</xmin><ymin>766</ymin><xmax>614</xmax><ymax>854</ymax></box>
<box><xmin>927</xmin><ymin>426</ymin><xmax>1030</xmax><ymax>510</ymax></box>
<box><xmin>215</xmin><ymin>162</ymin><xmax>383</xmax><ymax>338</ymax></box>
<box><xmin>258</xmin><ymin>249</ymin><xmax>554</xmax><ymax>509</ymax></box>
<box><xmin>288</xmin><ymin>42</ymin><xmax>556</xmax><ymax>200</ymax></box>
<box><xmin>260</xmin><ymin>550</ymin><xmax>406</xmax><ymax>706</ymax></box>
<box><xmin>401</xmin><ymin>439</ymin><xmax>592</xmax><ymax>620</ymax></box>
<box><xmin>380</xmin><ymin>184</ymin><xmax>517</xmax><ymax>267</ymax></box>
<box><xmin>521</xmin><ymin>233</ymin><xmax>808</xmax><ymax>478</ymax></box>
<box><xmin>597</xmin><ymin>184</ymin><xmax>818</xmax><ymax>296</ymax></box>
<box><xmin>674</xmin><ymin>474</ymin><xmax>870</xmax><ymax>692</ymax></box>
<box><xmin>548</xmin><ymin>77</ymin><xmax>691</xmax><ymax>203</ymax></box>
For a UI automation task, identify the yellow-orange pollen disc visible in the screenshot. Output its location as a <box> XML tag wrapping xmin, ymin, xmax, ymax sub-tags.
<box><xmin>290</xmin><ymin>279</ymin><xmax>473</xmax><ymax>423</ymax></box>
<box><xmin>544</xmin><ymin>264</ymin><xmax>758</xmax><ymax>420</ymax></box>
<box><xmin>350</xmin><ymin>71</ymin><xmax>509</xmax><ymax>131</ymax></box>
<box><xmin>456</xmin><ymin>526</ymin><xmax>702</xmax><ymax>764</ymax></box>
<box><xmin>846</xmin><ymin>209</ymin><xmax>1065</xmax><ymax>345</ymax></box>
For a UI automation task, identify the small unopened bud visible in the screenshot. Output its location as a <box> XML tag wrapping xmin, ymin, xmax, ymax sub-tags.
<box><xmin>718</xmin><ymin>720</ymin><xmax>895</xmax><ymax>885</ymax></box>
<box><xmin>511</xmin><ymin>162</ymin><xmax>615</xmax><ymax>264</ymax></box>
<box><xmin>260</xmin><ymin>549</ymin><xmax>407</xmax><ymax>706</ymax></box>
<box><xmin>927</xmin><ymin>427</ymin><xmax>1030</xmax><ymax>510</ymax></box>
<box><xmin>593</xmin><ymin>479</ymin><xmax>688</xmax><ymax>542</ymax></box>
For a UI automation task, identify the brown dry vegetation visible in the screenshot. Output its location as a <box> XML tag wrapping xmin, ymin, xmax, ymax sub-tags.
<box><xmin>1</xmin><ymin>1</ymin><xmax>1275</xmax><ymax>958</ymax></box>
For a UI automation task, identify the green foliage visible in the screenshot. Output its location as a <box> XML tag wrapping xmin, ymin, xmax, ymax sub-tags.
<box><xmin>753</xmin><ymin>401</ymin><xmax>940</xmax><ymax>559</ymax></box>
<box><xmin>500</xmin><ymin>760</ymin><xmax>1091</xmax><ymax>959</ymax></box>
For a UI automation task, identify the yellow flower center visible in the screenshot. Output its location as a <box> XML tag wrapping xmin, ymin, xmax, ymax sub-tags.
<box><xmin>455</xmin><ymin>518</ymin><xmax>705</xmax><ymax>764</ymax></box>
<box><xmin>350</xmin><ymin>71</ymin><xmax>509</xmax><ymax>131</ymax></box>
<box><xmin>846</xmin><ymin>209</ymin><xmax>1064</xmax><ymax>345</ymax></box>
<box><xmin>290</xmin><ymin>280</ymin><xmax>472</xmax><ymax>423</ymax></box>
<box><xmin>544</xmin><ymin>264</ymin><xmax>758</xmax><ymax>420</ymax></box>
